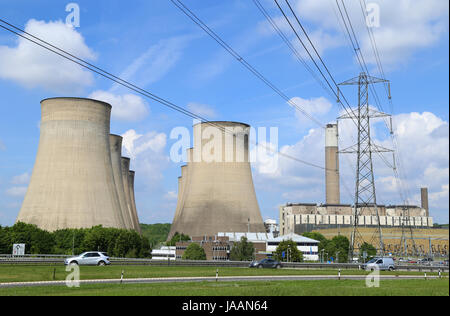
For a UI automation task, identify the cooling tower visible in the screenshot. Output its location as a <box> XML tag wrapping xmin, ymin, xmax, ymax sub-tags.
<box><xmin>121</xmin><ymin>157</ymin><xmax>138</xmax><ymax>232</ymax></box>
<box><xmin>168</xmin><ymin>121</ymin><xmax>265</xmax><ymax>239</ymax></box>
<box><xmin>325</xmin><ymin>123</ymin><xmax>340</xmax><ymax>204</ymax></box>
<box><xmin>421</xmin><ymin>187</ymin><xmax>429</xmax><ymax>217</ymax></box>
<box><xmin>110</xmin><ymin>134</ymin><xmax>134</xmax><ymax>230</ymax></box>
<box><xmin>128</xmin><ymin>170</ymin><xmax>141</xmax><ymax>234</ymax></box>
<box><xmin>17</xmin><ymin>97</ymin><xmax>126</xmax><ymax>231</ymax></box>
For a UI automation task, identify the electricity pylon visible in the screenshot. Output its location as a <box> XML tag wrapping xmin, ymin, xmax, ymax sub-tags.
<box><xmin>337</xmin><ymin>72</ymin><xmax>393</xmax><ymax>261</ymax></box>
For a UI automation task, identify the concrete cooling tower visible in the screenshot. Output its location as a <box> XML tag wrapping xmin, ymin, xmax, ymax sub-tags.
<box><xmin>110</xmin><ymin>134</ymin><xmax>134</xmax><ymax>230</ymax></box>
<box><xmin>325</xmin><ymin>123</ymin><xmax>340</xmax><ymax>205</ymax></box>
<box><xmin>128</xmin><ymin>170</ymin><xmax>141</xmax><ymax>234</ymax></box>
<box><xmin>17</xmin><ymin>98</ymin><xmax>126</xmax><ymax>231</ymax></box>
<box><xmin>121</xmin><ymin>157</ymin><xmax>141</xmax><ymax>233</ymax></box>
<box><xmin>168</xmin><ymin>121</ymin><xmax>265</xmax><ymax>239</ymax></box>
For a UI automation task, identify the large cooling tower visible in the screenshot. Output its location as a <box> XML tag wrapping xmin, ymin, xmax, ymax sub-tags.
<box><xmin>110</xmin><ymin>134</ymin><xmax>134</xmax><ymax>229</ymax></box>
<box><xmin>325</xmin><ymin>123</ymin><xmax>340</xmax><ymax>204</ymax></box>
<box><xmin>168</xmin><ymin>121</ymin><xmax>265</xmax><ymax>239</ymax></box>
<box><xmin>128</xmin><ymin>170</ymin><xmax>141</xmax><ymax>234</ymax></box>
<box><xmin>120</xmin><ymin>157</ymin><xmax>138</xmax><ymax>232</ymax></box>
<box><xmin>17</xmin><ymin>98</ymin><xmax>126</xmax><ymax>231</ymax></box>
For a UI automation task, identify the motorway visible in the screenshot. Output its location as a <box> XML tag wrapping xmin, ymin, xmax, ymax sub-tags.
<box><xmin>0</xmin><ymin>274</ymin><xmax>446</xmax><ymax>288</ymax></box>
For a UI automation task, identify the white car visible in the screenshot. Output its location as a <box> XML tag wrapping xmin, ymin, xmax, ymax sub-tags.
<box><xmin>65</xmin><ymin>252</ymin><xmax>110</xmax><ymax>266</ymax></box>
<box><xmin>363</xmin><ymin>257</ymin><xmax>395</xmax><ymax>271</ymax></box>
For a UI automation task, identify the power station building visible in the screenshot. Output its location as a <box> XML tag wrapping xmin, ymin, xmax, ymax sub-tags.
<box><xmin>168</xmin><ymin>121</ymin><xmax>266</xmax><ymax>239</ymax></box>
<box><xmin>16</xmin><ymin>97</ymin><xmax>141</xmax><ymax>232</ymax></box>
<box><xmin>279</xmin><ymin>123</ymin><xmax>434</xmax><ymax>236</ymax></box>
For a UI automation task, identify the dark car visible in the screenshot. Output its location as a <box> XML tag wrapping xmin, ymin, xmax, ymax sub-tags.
<box><xmin>249</xmin><ymin>258</ymin><xmax>282</xmax><ymax>269</ymax></box>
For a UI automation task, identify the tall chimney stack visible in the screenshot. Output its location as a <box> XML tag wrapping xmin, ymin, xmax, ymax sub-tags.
<box><xmin>325</xmin><ymin>123</ymin><xmax>340</xmax><ymax>204</ymax></box>
<box><xmin>421</xmin><ymin>187</ymin><xmax>429</xmax><ymax>217</ymax></box>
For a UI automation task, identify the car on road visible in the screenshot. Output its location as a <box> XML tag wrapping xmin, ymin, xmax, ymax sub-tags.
<box><xmin>418</xmin><ymin>258</ymin><xmax>433</xmax><ymax>265</ymax></box>
<box><xmin>249</xmin><ymin>258</ymin><xmax>282</xmax><ymax>269</ymax></box>
<box><xmin>64</xmin><ymin>251</ymin><xmax>110</xmax><ymax>266</ymax></box>
<box><xmin>363</xmin><ymin>257</ymin><xmax>395</xmax><ymax>271</ymax></box>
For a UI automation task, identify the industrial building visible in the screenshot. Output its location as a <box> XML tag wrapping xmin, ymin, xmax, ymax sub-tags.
<box><xmin>16</xmin><ymin>97</ymin><xmax>141</xmax><ymax>232</ymax></box>
<box><xmin>168</xmin><ymin>121</ymin><xmax>266</xmax><ymax>239</ymax></box>
<box><xmin>174</xmin><ymin>232</ymin><xmax>319</xmax><ymax>261</ymax></box>
<box><xmin>279</xmin><ymin>123</ymin><xmax>441</xmax><ymax>255</ymax></box>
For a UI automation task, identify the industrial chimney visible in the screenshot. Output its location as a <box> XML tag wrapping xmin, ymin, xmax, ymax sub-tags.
<box><xmin>128</xmin><ymin>170</ymin><xmax>141</xmax><ymax>234</ymax></box>
<box><xmin>17</xmin><ymin>98</ymin><xmax>126</xmax><ymax>231</ymax></box>
<box><xmin>325</xmin><ymin>123</ymin><xmax>340</xmax><ymax>204</ymax></box>
<box><xmin>421</xmin><ymin>187</ymin><xmax>429</xmax><ymax>217</ymax></box>
<box><xmin>168</xmin><ymin>121</ymin><xmax>265</xmax><ymax>239</ymax></box>
<box><xmin>110</xmin><ymin>134</ymin><xmax>134</xmax><ymax>230</ymax></box>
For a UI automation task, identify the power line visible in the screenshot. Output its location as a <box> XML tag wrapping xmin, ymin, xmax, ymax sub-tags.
<box><xmin>169</xmin><ymin>0</ymin><xmax>326</xmax><ymax>129</ymax></box>
<box><xmin>0</xmin><ymin>18</ymin><xmax>331</xmax><ymax>172</ymax></box>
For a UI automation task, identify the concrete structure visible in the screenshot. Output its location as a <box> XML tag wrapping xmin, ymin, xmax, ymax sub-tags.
<box><xmin>17</xmin><ymin>98</ymin><xmax>126</xmax><ymax>231</ymax></box>
<box><xmin>168</xmin><ymin>121</ymin><xmax>265</xmax><ymax>239</ymax></box>
<box><xmin>266</xmin><ymin>233</ymin><xmax>319</xmax><ymax>261</ymax></box>
<box><xmin>421</xmin><ymin>187</ymin><xmax>429</xmax><ymax>217</ymax></box>
<box><xmin>121</xmin><ymin>157</ymin><xmax>139</xmax><ymax>232</ymax></box>
<box><xmin>128</xmin><ymin>170</ymin><xmax>141</xmax><ymax>234</ymax></box>
<box><xmin>110</xmin><ymin>134</ymin><xmax>133</xmax><ymax>229</ymax></box>
<box><xmin>325</xmin><ymin>124</ymin><xmax>340</xmax><ymax>204</ymax></box>
<box><xmin>264</xmin><ymin>219</ymin><xmax>279</xmax><ymax>236</ymax></box>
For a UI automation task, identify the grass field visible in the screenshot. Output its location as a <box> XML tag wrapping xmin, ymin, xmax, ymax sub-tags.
<box><xmin>0</xmin><ymin>279</ymin><xmax>448</xmax><ymax>296</ymax></box>
<box><xmin>0</xmin><ymin>265</ymin><xmax>447</xmax><ymax>283</ymax></box>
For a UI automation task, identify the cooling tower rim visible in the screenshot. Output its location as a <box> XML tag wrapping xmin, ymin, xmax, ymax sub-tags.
<box><xmin>129</xmin><ymin>170</ymin><xmax>135</xmax><ymax>174</ymax></box>
<box><xmin>110</xmin><ymin>133</ymin><xmax>123</xmax><ymax>139</ymax></box>
<box><xmin>120</xmin><ymin>156</ymin><xmax>131</xmax><ymax>161</ymax></box>
<box><xmin>40</xmin><ymin>97</ymin><xmax>112</xmax><ymax>109</ymax></box>
<box><xmin>193</xmin><ymin>121</ymin><xmax>251</xmax><ymax>128</ymax></box>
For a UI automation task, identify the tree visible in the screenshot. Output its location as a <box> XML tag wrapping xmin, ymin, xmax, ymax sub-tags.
<box><xmin>330</xmin><ymin>235</ymin><xmax>349</xmax><ymax>263</ymax></box>
<box><xmin>182</xmin><ymin>243</ymin><xmax>206</xmax><ymax>260</ymax></box>
<box><xmin>359</xmin><ymin>242</ymin><xmax>377</xmax><ymax>262</ymax></box>
<box><xmin>230</xmin><ymin>237</ymin><xmax>254</xmax><ymax>261</ymax></box>
<box><xmin>274</xmin><ymin>240</ymin><xmax>303</xmax><ymax>262</ymax></box>
<box><xmin>166</xmin><ymin>232</ymin><xmax>190</xmax><ymax>246</ymax></box>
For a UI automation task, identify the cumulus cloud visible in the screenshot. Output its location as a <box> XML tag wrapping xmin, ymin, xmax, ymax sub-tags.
<box><xmin>0</xmin><ymin>19</ymin><xmax>96</xmax><ymax>93</ymax></box>
<box><xmin>289</xmin><ymin>96</ymin><xmax>333</xmax><ymax>122</ymax></box>
<box><xmin>187</xmin><ymin>102</ymin><xmax>218</xmax><ymax>119</ymax></box>
<box><xmin>10</xmin><ymin>172</ymin><xmax>30</xmax><ymax>185</ymax></box>
<box><xmin>252</xmin><ymin>110</ymin><xmax>449</xmax><ymax>222</ymax></box>
<box><xmin>88</xmin><ymin>91</ymin><xmax>149</xmax><ymax>122</ymax></box>
<box><xmin>263</xmin><ymin>0</ymin><xmax>449</xmax><ymax>68</ymax></box>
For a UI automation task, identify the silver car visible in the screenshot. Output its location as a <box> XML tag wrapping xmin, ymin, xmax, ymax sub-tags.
<box><xmin>65</xmin><ymin>252</ymin><xmax>110</xmax><ymax>266</ymax></box>
<box><xmin>363</xmin><ymin>257</ymin><xmax>395</xmax><ymax>271</ymax></box>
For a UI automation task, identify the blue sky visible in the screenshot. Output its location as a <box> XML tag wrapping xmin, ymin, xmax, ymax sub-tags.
<box><xmin>0</xmin><ymin>0</ymin><xmax>448</xmax><ymax>226</ymax></box>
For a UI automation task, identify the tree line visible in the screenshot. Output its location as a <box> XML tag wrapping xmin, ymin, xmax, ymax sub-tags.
<box><xmin>0</xmin><ymin>222</ymin><xmax>151</xmax><ymax>258</ymax></box>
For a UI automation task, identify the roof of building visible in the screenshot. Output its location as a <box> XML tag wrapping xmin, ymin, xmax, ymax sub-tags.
<box><xmin>270</xmin><ymin>233</ymin><xmax>319</xmax><ymax>244</ymax></box>
<box><xmin>218</xmin><ymin>232</ymin><xmax>274</xmax><ymax>242</ymax></box>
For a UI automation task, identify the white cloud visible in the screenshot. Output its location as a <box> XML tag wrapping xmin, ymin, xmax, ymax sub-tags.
<box><xmin>187</xmin><ymin>102</ymin><xmax>218</xmax><ymax>119</ymax></box>
<box><xmin>266</xmin><ymin>0</ymin><xmax>449</xmax><ymax>68</ymax></box>
<box><xmin>289</xmin><ymin>96</ymin><xmax>333</xmax><ymax>122</ymax></box>
<box><xmin>5</xmin><ymin>186</ymin><xmax>27</xmax><ymax>197</ymax></box>
<box><xmin>0</xmin><ymin>19</ymin><xmax>96</xmax><ymax>93</ymax></box>
<box><xmin>164</xmin><ymin>191</ymin><xmax>178</xmax><ymax>201</ymax></box>
<box><xmin>88</xmin><ymin>91</ymin><xmax>149</xmax><ymax>122</ymax></box>
<box><xmin>10</xmin><ymin>172</ymin><xmax>30</xmax><ymax>185</ymax></box>
<box><xmin>122</xmin><ymin>129</ymin><xmax>167</xmax><ymax>160</ymax></box>
<box><xmin>253</xmin><ymin>110</ymin><xmax>449</xmax><ymax>222</ymax></box>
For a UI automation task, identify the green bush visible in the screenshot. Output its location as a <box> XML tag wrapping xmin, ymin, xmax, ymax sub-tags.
<box><xmin>230</xmin><ymin>237</ymin><xmax>254</xmax><ymax>261</ymax></box>
<box><xmin>274</xmin><ymin>240</ymin><xmax>304</xmax><ymax>262</ymax></box>
<box><xmin>182</xmin><ymin>243</ymin><xmax>206</xmax><ymax>260</ymax></box>
<box><xmin>0</xmin><ymin>222</ymin><xmax>151</xmax><ymax>258</ymax></box>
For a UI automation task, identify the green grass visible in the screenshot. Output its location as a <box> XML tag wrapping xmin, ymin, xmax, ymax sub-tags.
<box><xmin>0</xmin><ymin>279</ymin><xmax>448</xmax><ymax>296</ymax></box>
<box><xmin>0</xmin><ymin>265</ymin><xmax>447</xmax><ymax>283</ymax></box>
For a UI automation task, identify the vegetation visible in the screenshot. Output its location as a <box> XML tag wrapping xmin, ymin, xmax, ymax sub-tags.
<box><xmin>166</xmin><ymin>231</ymin><xmax>191</xmax><ymax>246</ymax></box>
<box><xmin>303</xmin><ymin>232</ymin><xmax>350</xmax><ymax>263</ymax></box>
<box><xmin>273</xmin><ymin>240</ymin><xmax>304</xmax><ymax>262</ymax></box>
<box><xmin>229</xmin><ymin>237</ymin><xmax>255</xmax><ymax>261</ymax></box>
<box><xmin>139</xmin><ymin>223</ymin><xmax>171</xmax><ymax>247</ymax></box>
<box><xmin>359</xmin><ymin>242</ymin><xmax>377</xmax><ymax>262</ymax></box>
<box><xmin>182</xmin><ymin>243</ymin><xmax>206</xmax><ymax>260</ymax></box>
<box><xmin>1</xmin><ymin>278</ymin><xmax>447</xmax><ymax>296</ymax></box>
<box><xmin>0</xmin><ymin>222</ymin><xmax>151</xmax><ymax>258</ymax></box>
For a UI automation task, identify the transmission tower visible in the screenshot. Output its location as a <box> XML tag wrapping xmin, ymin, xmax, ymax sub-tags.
<box><xmin>337</xmin><ymin>72</ymin><xmax>393</xmax><ymax>261</ymax></box>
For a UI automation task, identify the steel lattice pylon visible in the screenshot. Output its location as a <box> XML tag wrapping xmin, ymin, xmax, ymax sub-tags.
<box><xmin>337</xmin><ymin>72</ymin><xmax>393</xmax><ymax>261</ymax></box>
